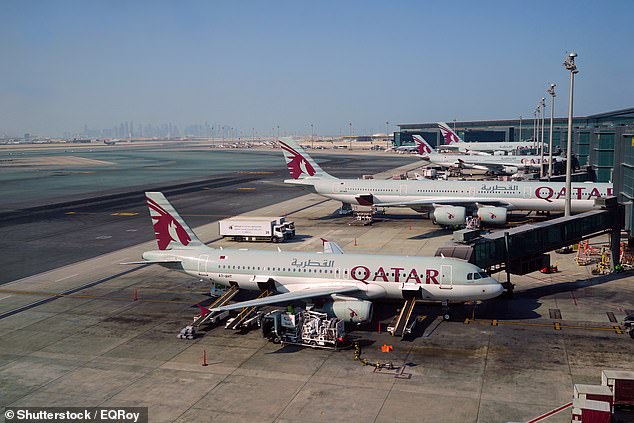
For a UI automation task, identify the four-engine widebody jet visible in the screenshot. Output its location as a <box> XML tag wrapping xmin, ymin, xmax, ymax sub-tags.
<box><xmin>437</xmin><ymin>122</ymin><xmax>536</xmax><ymax>153</ymax></box>
<box><xmin>279</xmin><ymin>137</ymin><xmax>612</xmax><ymax>226</ymax></box>
<box><xmin>126</xmin><ymin>192</ymin><xmax>504</xmax><ymax>321</ymax></box>
<box><xmin>413</xmin><ymin>135</ymin><xmax>562</xmax><ymax>176</ymax></box>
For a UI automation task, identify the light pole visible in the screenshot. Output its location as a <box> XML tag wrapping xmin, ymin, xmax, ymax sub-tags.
<box><xmin>385</xmin><ymin>121</ymin><xmax>390</xmax><ymax>149</ymax></box>
<box><xmin>535</xmin><ymin>104</ymin><xmax>541</xmax><ymax>162</ymax></box>
<box><xmin>563</xmin><ymin>52</ymin><xmax>578</xmax><ymax>216</ymax></box>
<box><xmin>452</xmin><ymin>119</ymin><xmax>456</xmax><ymax>131</ymax></box>
<box><xmin>547</xmin><ymin>84</ymin><xmax>556</xmax><ymax>179</ymax></box>
<box><xmin>519</xmin><ymin>115</ymin><xmax>522</xmax><ymax>142</ymax></box>
<box><xmin>533</xmin><ymin>109</ymin><xmax>537</xmax><ymax>149</ymax></box>
<box><xmin>540</xmin><ymin>97</ymin><xmax>546</xmax><ymax>178</ymax></box>
<box><xmin>349</xmin><ymin>122</ymin><xmax>352</xmax><ymax>150</ymax></box>
<box><xmin>277</xmin><ymin>125</ymin><xmax>280</xmax><ymax>139</ymax></box>
<box><xmin>310</xmin><ymin>123</ymin><xmax>314</xmax><ymax>149</ymax></box>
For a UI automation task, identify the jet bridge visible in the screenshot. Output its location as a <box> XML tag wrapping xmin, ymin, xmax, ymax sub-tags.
<box><xmin>435</xmin><ymin>197</ymin><xmax>624</xmax><ymax>283</ymax></box>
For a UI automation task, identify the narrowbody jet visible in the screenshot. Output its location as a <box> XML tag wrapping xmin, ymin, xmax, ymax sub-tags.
<box><xmin>126</xmin><ymin>192</ymin><xmax>504</xmax><ymax>321</ymax></box>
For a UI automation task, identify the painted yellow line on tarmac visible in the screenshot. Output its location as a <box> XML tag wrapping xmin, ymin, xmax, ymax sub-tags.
<box><xmin>470</xmin><ymin>318</ymin><xmax>626</xmax><ymax>334</ymax></box>
<box><xmin>65</xmin><ymin>211</ymin><xmax>97</xmax><ymax>215</ymax></box>
<box><xmin>237</xmin><ymin>187</ymin><xmax>256</xmax><ymax>191</ymax></box>
<box><xmin>111</xmin><ymin>212</ymin><xmax>138</xmax><ymax>216</ymax></box>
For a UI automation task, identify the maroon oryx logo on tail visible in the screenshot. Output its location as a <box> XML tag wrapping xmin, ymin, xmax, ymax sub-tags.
<box><xmin>438</xmin><ymin>124</ymin><xmax>460</xmax><ymax>145</ymax></box>
<box><xmin>146</xmin><ymin>196</ymin><xmax>191</xmax><ymax>250</ymax></box>
<box><xmin>279</xmin><ymin>141</ymin><xmax>316</xmax><ymax>179</ymax></box>
<box><xmin>413</xmin><ymin>135</ymin><xmax>432</xmax><ymax>155</ymax></box>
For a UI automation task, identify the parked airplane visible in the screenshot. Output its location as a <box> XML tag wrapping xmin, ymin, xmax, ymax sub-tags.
<box><xmin>413</xmin><ymin>135</ymin><xmax>562</xmax><ymax>175</ymax></box>
<box><xmin>125</xmin><ymin>192</ymin><xmax>504</xmax><ymax>321</ymax></box>
<box><xmin>437</xmin><ymin>122</ymin><xmax>535</xmax><ymax>153</ymax></box>
<box><xmin>278</xmin><ymin>138</ymin><xmax>613</xmax><ymax>226</ymax></box>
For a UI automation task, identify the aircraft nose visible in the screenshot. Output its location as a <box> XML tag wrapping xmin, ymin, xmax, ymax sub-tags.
<box><xmin>492</xmin><ymin>280</ymin><xmax>505</xmax><ymax>297</ymax></box>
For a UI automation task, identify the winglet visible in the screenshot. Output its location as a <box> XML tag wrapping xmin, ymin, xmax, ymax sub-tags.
<box><xmin>196</xmin><ymin>304</ymin><xmax>211</xmax><ymax>317</ymax></box>
<box><xmin>321</xmin><ymin>238</ymin><xmax>345</xmax><ymax>254</ymax></box>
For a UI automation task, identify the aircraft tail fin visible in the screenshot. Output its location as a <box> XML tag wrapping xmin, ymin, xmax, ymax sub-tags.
<box><xmin>278</xmin><ymin>137</ymin><xmax>335</xmax><ymax>183</ymax></box>
<box><xmin>412</xmin><ymin>135</ymin><xmax>435</xmax><ymax>155</ymax></box>
<box><xmin>437</xmin><ymin>122</ymin><xmax>463</xmax><ymax>145</ymax></box>
<box><xmin>145</xmin><ymin>192</ymin><xmax>204</xmax><ymax>250</ymax></box>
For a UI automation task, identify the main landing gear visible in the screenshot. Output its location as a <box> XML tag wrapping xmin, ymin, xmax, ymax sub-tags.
<box><xmin>442</xmin><ymin>301</ymin><xmax>451</xmax><ymax>321</ymax></box>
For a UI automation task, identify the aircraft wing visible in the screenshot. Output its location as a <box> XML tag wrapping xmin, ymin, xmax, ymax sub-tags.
<box><xmin>208</xmin><ymin>285</ymin><xmax>360</xmax><ymax>312</ymax></box>
<box><xmin>376</xmin><ymin>198</ymin><xmax>511</xmax><ymax>208</ymax></box>
<box><xmin>120</xmin><ymin>259</ymin><xmax>182</xmax><ymax>265</ymax></box>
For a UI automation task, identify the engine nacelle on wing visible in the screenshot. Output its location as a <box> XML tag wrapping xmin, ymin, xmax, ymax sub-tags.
<box><xmin>502</xmin><ymin>166</ymin><xmax>518</xmax><ymax>175</ymax></box>
<box><xmin>432</xmin><ymin>206</ymin><xmax>466</xmax><ymax>227</ymax></box>
<box><xmin>477</xmin><ymin>206</ymin><xmax>507</xmax><ymax>225</ymax></box>
<box><xmin>319</xmin><ymin>300</ymin><xmax>373</xmax><ymax>324</ymax></box>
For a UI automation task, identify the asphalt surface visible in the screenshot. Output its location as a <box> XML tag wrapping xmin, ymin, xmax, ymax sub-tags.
<box><xmin>1</xmin><ymin>150</ymin><xmax>416</xmax><ymax>284</ymax></box>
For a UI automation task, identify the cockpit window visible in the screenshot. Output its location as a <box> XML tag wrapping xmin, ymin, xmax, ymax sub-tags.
<box><xmin>479</xmin><ymin>272</ymin><xmax>489</xmax><ymax>279</ymax></box>
<box><xmin>473</xmin><ymin>273</ymin><xmax>482</xmax><ymax>280</ymax></box>
<box><xmin>467</xmin><ymin>273</ymin><xmax>473</xmax><ymax>280</ymax></box>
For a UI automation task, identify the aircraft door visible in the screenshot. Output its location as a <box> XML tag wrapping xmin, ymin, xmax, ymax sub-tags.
<box><xmin>197</xmin><ymin>255</ymin><xmax>209</xmax><ymax>277</ymax></box>
<box><xmin>399</xmin><ymin>184</ymin><xmax>407</xmax><ymax>196</ymax></box>
<box><xmin>439</xmin><ymin>265</ymin><xmax>452</xmax><ymax>289</ymax></box>
<box><xmin>524</xmin><ymin>186</ymin><xmax>533</xmax><ymax>199</ymax></box>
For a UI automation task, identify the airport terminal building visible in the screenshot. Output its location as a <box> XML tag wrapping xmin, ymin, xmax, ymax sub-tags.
<box><xmin>396</xmin><ymin>107</ymin><xmax>634</xmax><ymax>231</ymax></box>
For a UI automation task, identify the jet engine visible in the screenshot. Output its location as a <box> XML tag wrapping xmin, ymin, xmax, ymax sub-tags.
<box><xmin>477</xmin><ymin>206</ymin><xmax>507</xmax><ymax>225</ymax></box>
<box><xmin>502</xmin><ymin>166</ymin><xmax>518</xmax><ymax>175</ymax></box>
<box><xmin>319</xmin><ymin>300</ymin><xmax>373</xmax><ymax>324</ymax></box>
<box><xmin>432</xmin><ymin>205</ymin><xmax>466</xmax><ymax>227</ymax></box>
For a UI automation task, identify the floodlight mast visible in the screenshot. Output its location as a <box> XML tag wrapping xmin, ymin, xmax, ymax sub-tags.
<box><xmin>547</xmin><ymin>84</ymin><xmax>556</xmax><ymax>179</ymax></box>
<box><xmin>540</xmin><ymin>97</ymin><xmax>546</xmax><ymax>178</ymax></box>
<box><xmin>563</xmin><ymin>52</ymin><xmax>578</xmax><ymax>217</ymax></box>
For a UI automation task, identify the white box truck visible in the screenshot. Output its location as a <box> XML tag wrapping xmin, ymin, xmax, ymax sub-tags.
<box><xmin>218</xmin><ymin>217</ymin><xmax>293</xmax><ymax>243</ymax></box>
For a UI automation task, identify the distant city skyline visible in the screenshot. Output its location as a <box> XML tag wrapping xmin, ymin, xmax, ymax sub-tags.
<box><xmin>1</xmin><ymin>1</ymin><xmax>633</xmax><ymax>137</ymax></box>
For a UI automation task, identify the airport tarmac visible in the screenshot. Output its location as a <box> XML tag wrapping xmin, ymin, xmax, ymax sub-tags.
<box><xmin>1</xmin><ymin>159</ymin><xmax>633</xmax><ymax>422</ymax></box>
<box><xmin>0</xmin><ymin>146</ymin><xmax>416</xmax><ymax>284</ymax></box>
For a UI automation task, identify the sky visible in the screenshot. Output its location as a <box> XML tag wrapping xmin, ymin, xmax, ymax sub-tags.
<box><xmin>1</xmin><ymin>0</ymin><xmax>633</xmax><ymax>137</ymax></box>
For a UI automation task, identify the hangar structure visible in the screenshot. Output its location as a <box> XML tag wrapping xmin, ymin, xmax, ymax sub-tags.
<box><xmin>395</xmin><ymin>107</ymin><xmax>634</xmax><ymax>238</ymax></box>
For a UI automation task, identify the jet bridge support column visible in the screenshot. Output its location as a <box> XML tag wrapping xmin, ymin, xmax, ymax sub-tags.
<box><xmin>503</xmin><ymin>231</ymin><xmax>513</xmax><ymax>294</ymax></box>
<box><xmin>610</xmin><ymin>226</ymin><xmax>621</xmax><ymax>272</ymax></box>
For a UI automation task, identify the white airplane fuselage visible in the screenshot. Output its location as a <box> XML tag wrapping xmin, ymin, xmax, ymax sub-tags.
<box><xmin>301</xmin><ymin>178</ymin><xmax>613</xmax><ymax>213</ymax></box>
<box><xmin>444</xmin><ymin>141</ymin><xmax>536</xmax><ymax>153</ymax></box>
<box><xmin>423</xmin><ymin>152</ymin><xmax>558</xmax><ymax>171</ymax></box>
<box><xmin>143</xmin><ymin>247</ymin><xmax>503</xmax><ymax>303</ymax></box>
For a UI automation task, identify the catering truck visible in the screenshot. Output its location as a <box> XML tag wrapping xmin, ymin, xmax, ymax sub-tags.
<box><xmin>218</xmin><ymin>217</ymin><xmax>295</xmax><ymax>243</ymax></box>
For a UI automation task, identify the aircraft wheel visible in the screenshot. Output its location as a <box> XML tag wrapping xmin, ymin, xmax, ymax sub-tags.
<box><xmin>443</xmin><ymin>313</ymin><xmax>451</xmax><ymax>321</ymax></box>
<box><xmin>272</xmin><ymin>336</ymin><xmax>281</xmax><ymax>344</ymax></box>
